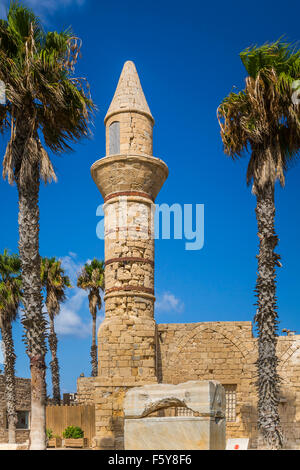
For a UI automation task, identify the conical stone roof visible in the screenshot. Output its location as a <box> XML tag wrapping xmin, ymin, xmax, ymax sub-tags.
<box><xmin>104</xmin><ymin>61</ymin><xmax>154</xmax><ymax>124</ymax></box>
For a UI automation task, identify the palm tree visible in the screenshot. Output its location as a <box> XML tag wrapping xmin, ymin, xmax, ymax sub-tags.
<box><xmin>41</xmin><ymin>257</ymin><xmax>71</xmax><ymax>405</ymax></box>
<box><xmin>217</xmin><ymin>40</ymin><xmax>300</xmax><ymax>449</ymax></box>
<box><xmin>0</xmin><ymin>2</ymin><xmax>95</xmax><ymax>449</ymax></box>
<box><xmin>0</xmin><ymin>250</ymin><xmax>22</xmax><ymax>443</ymax></box>
<box><xmin>77</xmin><ymin>259</ymin><xmax>104</xmax><ymax>377</ymax></box>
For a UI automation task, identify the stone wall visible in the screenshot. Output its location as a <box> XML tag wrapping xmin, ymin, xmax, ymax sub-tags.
<box><xmin>0</xmin><ymin>375</ymin><xmax>31</xmax><ymax>443</ymax></box>
<box><xmin>91</xmin><ymin>59</ymin><xmax>169</xmax><ymax>449</ymax></box>
<box><xmin>76</xmin><ymin>377</ymin><xmax>96</xmax><ymax>405</ymax></box>
<box><xmin>156</xmin><ymin>321</ymin><xmax>300</xmax><ymax>449</ymax></box>
<box><xmin>77</xmin><ymin>320</ymin><xmax>300</xmax><ymax>449</ymax></box>
<box><xmin>106</xmin><ymin>112</ymin><xmax>153</xmax><ymax>156</ymax></box>
<box><xmin>87</xmin><ymin>60</ymin><xmax>300</xmax><ymax>450</ymax></box>
<box><xmin>99</xmin><ymin>191</ymin><xmax>158</xmax><ymax>384</ymax></box>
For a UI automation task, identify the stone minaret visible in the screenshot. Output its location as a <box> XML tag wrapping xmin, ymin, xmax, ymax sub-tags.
<box><xmin>91</xmin><ymin>61</ymin><xmax>168</xmax><ymax>449</ymax></box>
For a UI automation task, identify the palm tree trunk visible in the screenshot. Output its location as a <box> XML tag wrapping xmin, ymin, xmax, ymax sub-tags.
<box><xmin>48</xmin><ymin>314</ymin><xmax>61</xmax><ymax>405</ymax></box>
<box><xmin>255</xmin><ymin>182</ymin><xmax>283</xmax><ymax>449</ymax></box>
<box><xmin>30</xmin><ymin>357</ymin><xmax>47</xmax><ymax>449</ymax></box>
<box><xmin>91</xmin><ymin>314</ymin><xmax>97</xmax><ymax>377</ymax></box>
<box><xmin>1</xmin><ymin>324</ymin><xmax>17</xmax><ymax>443</ymax></box>
<box><xmin>17</xmin><ymin>158</ymin><xmax>47</xmax><ymax>450</ymax></box>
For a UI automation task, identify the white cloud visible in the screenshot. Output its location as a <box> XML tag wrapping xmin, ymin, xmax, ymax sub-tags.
<box><xmin>60</xmin><ymin>252</ymin><xmax>83</xmax><ymax>286</ymax></box>
<box><xmin>53</xmin><ymin>253</ymin><xmax>105</xmax><ymax>338</ymax></box>
<box><xmin>52</xmin><ymin>288</ymin><xmax>88</xmax><ymax>337</ymax></box>
<box><xmin>55</xmin><ymin>251</ymin><xmax>104</xmax><ymax>338</ymax></box>
<box><xmin>55</xmin><ymin>287</ymin><xmax>104</xmax><ymax>338</ymax></box>
<box><xmin>156</xmin><ymin>292</ymin><xmax>184</xmax><ymax>314</ymax></box>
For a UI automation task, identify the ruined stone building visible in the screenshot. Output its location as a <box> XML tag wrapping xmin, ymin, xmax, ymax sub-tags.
<box><xmin>75</xmin><ymin>60</ymin><xmax>300</xmax><ymax>450</ymax></box>
<box><xmin>0</xmin><ymin>375</ymin><xmax>30</xmax><ymax>443</ymax></box>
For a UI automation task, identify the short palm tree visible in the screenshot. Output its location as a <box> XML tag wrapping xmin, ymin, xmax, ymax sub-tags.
<box><xmin>77</xmin><ymin>259</ymin><xmax>104</xmax><ymax>377</ymax></box>
<box><xmin>218</xmin><ymin>40</ymin><xmax>300</xmax><ymax>449</ymax></box>
<box><xmin>0</xmin><ymin>2</ymin><xmax>94</xmax><ymax>449</ymax></box>
<box><xmin>0</xmin><ymin>250</ymin><xmax>22</xmax><ymax>444</ymax></box>
<box><xmin>41</xmin><ymin>257</ymin><xmax>71</xmax><ymax>405</ymax></box>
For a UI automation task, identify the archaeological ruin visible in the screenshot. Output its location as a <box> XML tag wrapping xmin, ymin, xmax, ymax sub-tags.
<box><xmin>0</xmin><ymin>375</ymin><xmax>30</xmax><ymax>444</ymax></box>
<box><xmin>75</xmin><ymin>61</ymin><xmax>300</xmax><ymax>450</ymax></box>
<box><xmin>1</xmin><ymin>61</ymin><xmax>299</xmax><ymax>450</ymax></box>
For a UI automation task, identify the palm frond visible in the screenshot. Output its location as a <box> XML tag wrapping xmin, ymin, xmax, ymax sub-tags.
<box><xmin>0</xmin><ymin>1</ymin><xmax>96</xmax><ymax>186</ymax></box>
<box><xmin>0</xmin><ymin>249</ymin><xmax>22</xmax><ymax>328</ymax></box>
<box><xmin>218</xmin><ymin>40</ymin><xmax>300</xmax><ymax>194</ymax></box>
<box><xmin>41</xmin><ymin>256</ymin><xmax>72</xmax><ymax>317</ymax></box>
<box><xmin>77</xmin><ymin>259</ymin><xmax>105</xmax><ymax>291</ymax></box>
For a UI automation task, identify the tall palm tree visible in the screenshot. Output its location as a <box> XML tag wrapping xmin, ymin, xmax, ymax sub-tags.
<box><xmin>218</xmin><ymin>40</ymin><xmax>300</xmax><ymax>449</ymax></box>
<box><xmin>0</xmin><ymin>250</ymin><xmax>22</xmax><ymax>443</ymax></box>
<box><xmin>77</xmin><ymin>259</ymin><xmax>104</xmax><ymax>377</ymax></box>
<box><xmin>0</xmin><ymin>2</ymin><xmax>95</xmax><ymax>449</ymax></box>
<box><xmin>41</xmin><ymin>257</ymin><xmax>71</xmax><ymax>405</ymax></box>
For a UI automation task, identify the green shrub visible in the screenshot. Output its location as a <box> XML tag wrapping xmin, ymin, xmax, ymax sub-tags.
<box><xmin>46</xmin><ymin>429</ymin><xmax>53</xmax><ymax>439</ymax></box>
<box><xmin>62</xmin><ymin>426</ymin><xmax>84</xmax><ymax>439</ymax></box>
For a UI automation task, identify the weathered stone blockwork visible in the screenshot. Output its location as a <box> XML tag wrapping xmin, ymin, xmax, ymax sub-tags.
<box><xmin>124</xmin><ymin>381</ymin><xmax>226</xmax><ymax>450</ymax></box>
<box><xmin>106</xmin><ymin>113</ymin><xmax>153</xmax><ymax>156</ymax></box>
<box><xmin>76</xmin><ymin>377</ymin><xmax>96</xmax><ymax>405</ymax></box>
<box><xmin>90</xmin><ymin>61</ymin><xmax>168</xmax><ymax>449</ymax></box>
<box><xmin>84</xmin><ymin>60</ymin><xmax>300</xmax><ymax>450</ymax></box>
<box><xmin>0</xmin><ymin>375</ymin><xmax>30</xmax><ymax>444</ymax></box>
<box><xmin>156</xmin><ymin>321</ymin><xmax>300</xmax><ymax>449</ymax></box>
<box><xmin>77</xmin><ymin>323</ymin><xmax>300</xmax><ymax>449</ymax></box>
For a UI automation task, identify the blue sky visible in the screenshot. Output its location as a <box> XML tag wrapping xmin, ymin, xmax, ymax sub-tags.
<box><xmin>1</xmin><ymin>0</ymin><xmax>300</xmax><ymax>393</ymax></box>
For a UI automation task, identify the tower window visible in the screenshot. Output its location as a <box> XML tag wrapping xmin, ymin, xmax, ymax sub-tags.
<box><xmin>109</xmin><ymin>121</ymin><xmax>120</xmax><ymax>155</ymax></box>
